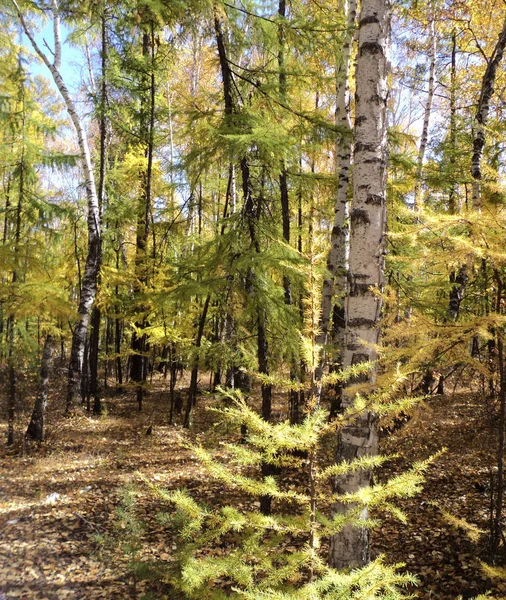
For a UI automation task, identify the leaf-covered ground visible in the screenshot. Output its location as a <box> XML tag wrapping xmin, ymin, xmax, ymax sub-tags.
<box><xmin>0</xmin><ymin>382</ymin><xmax>504</xmax><ymax>599</ymax></box>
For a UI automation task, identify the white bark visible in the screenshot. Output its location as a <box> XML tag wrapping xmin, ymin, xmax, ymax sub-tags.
<box><xmin>11</xmin><ymin>0</ymin><xmax>101</xmax><ymax>409</ymax></box>
<box><xmin>318</xmin><ymin>0</ymin><xmax>356</xmax><ymax>358</ymax></box>
<box><xmin>413</xmin><ymin>0</ymin><xmax>436</xmax><ymax>211</ymax></box>
<box><xmin>329</xmin><ymin>0</ymin><xmax>390</xmax><ymax>569</ymax></box>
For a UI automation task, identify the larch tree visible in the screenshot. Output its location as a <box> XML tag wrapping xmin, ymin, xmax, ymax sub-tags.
<box><xmin>328</xmin><ymin>0</ymin><xmax>391</xmax><ymax>569</ymax></box>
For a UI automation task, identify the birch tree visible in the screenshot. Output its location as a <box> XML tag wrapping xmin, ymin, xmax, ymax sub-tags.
<box><xmin>10</xmin><ymin>0</ymin><xmax>102</xmax><ymax>412</ymax></box>
<box><xmin>413</xmin><ymin>0</ymin><xmax>437</xmax><ymax>211</ymax></box>
<box><xmin>471</xmin><ymin>11</ymin><xmax>506</xmax><ymax>209</ymax></box>
<box><xmin>328</xmin><ymin>0</ymin><xmax>391</xmax><ymax>569</ymax></box>
<box><xmin>317</xmin><ymin>0</ymin><xmax>356</xmax><ymax>381</ymax></box>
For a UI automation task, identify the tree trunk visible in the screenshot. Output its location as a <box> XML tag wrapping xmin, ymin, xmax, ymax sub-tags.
<box><xmin>491</xmin><ymin>271</ymin><xmax>505</xmax><ymax>560</ymax></box>
<box><xmin>277</xmin><ymin>0</ymin><xmax>300</xmax><ymax>422</ymax></box>
<box><xmin>448</xmin><ymin>264</ymin><xmax>468</xmax><ymax>321</ymax></box>
<box><xmin>448</xmin><ymin>29</ymin><xmax>458</xmax><ymax>214</ymax></box>
<box><xmin>413</xmin><ymin>0</ymin><xmax>436</xmax><ymax>211</ymax></box>
<box><xmin>328</xmin><ymin>0</ymin><xmax>390</xmax><ymax>569</ymax></box>
<box><xmin>471</xmin><ymin>14</ymin><xmax>506</xmax><ymax>209</ymax></box>
<box><xmin>214</xmin><ymin>3</ymin><xmax>273</xmax><ymax>511</ymax></box>
<box><xmin>6</xmin><ymin>315</ymin><xmax>15</xmax><ymax>446</ymax></box>
<box><xmin>26</xmin><ymin>335</ymin><xmax>54</xmax><ymax>441</ymax></box>
<box><xmin>130</xmin><ymin>24</ymin><xmax>156</xmax><ymax>410</ymax></box>
<box><xmin>6</xmin><ymin>79</ymin><xmax>25</xmax><ymax>445</ymax></box>
<box><xmin>91</xmin><ymin>10</ymin><xmax>109</xmax><ymax>415</ymax></box>
<box><xmin>317</xmin><ymin>0</ymin><xmax>356</xmax><ymax>381</ymax></box>
<box><xmin>11</xmin><ymin>1</ymin><xmax>102</xmax><ymax>413</ymax></box>
<box><xmin>89</xmin><ymin>307</ymin><xmax>101</xmax><ymax>413</ymax></box>
<box><xmin>184</xmin><ymin>295</ymin><xmax>211</xmax><ymax>428</ymax></box>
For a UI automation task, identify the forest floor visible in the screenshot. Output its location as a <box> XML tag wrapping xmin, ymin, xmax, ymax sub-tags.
<box><xmin>0</xmin><ymin>377</ymin><xmax>505</xmax><ymax>599</ymax></box>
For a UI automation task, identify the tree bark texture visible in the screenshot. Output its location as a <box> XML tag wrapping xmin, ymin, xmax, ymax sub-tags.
<box><xmin>26</xmin><ymin>335</ymin><xmax>54</xmax><ymax>441</ymax></box>
<box><xmin>91</xmin><ymin>10</ymin><xmax>109</xmax><ymax>415</ymax></box>
<box><xmin>328</xmin><ymin>0</ymin><xmax>390</xmax><ymax>569</ymax></box>
<box><xmin>10</xmin><ymin>0</ymin><xmax>103</xmax><ymax>413</ymax></box>
<box><xmin>471</xmin><ymin>13</ymin><xmax>506</xmax><ymax>209</ymax></box>
<box><xmin>318</xmin><ymin>0</ymin><xmax>356</xmax><ymax>373</ymax></box>
<box><xmin>130</xmin><ymin>25</ymin><xmax>156</xmax><ymax>410</ymax></box>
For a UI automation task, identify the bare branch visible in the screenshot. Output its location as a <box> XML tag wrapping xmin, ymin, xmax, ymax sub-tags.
<box><xmin>9</xmin><ymin>0</ymin><xmax>52</xmax><ymax>70</ymax></box>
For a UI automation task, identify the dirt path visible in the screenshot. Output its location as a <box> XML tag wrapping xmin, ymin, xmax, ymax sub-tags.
<box><xmin>0</xmin><ymin>390</ymin><xmax>199</xmax><ymax>599</ymax></box>
<box><xmin>0</xmin><ymin>389</ymin><xmax>504</xmax><ymax>598</ymax></box>
<box><xmin>375</xmin><ymin>393</ymin><xmax>505</xmax><ymax>599</ymax></box>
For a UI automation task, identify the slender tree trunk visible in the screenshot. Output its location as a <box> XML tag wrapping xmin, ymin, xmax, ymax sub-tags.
<box><xmin>241</xmin><ymin>159</ymin><xmax>273</xmax><ymax>515</ymax></box>
<box><xmin>6</xmin><ymin>84</ymin><xmax>25</xmax><ymax>446</ymax></box>
<box><xmin>295</xmin><ymin>166</ymin><xmax>306</xmax><ymax>422</ymax></box>
<box><xmin>183</xmin><ymin>175</ymin><xmax>233</xmax><ymax>426</ymax></box>
<box><xmin>184</xmin><ymin>295</ymin><xmax>211</xmax><ymax>428</ymax></box>
<box><xmin>26</xmin><ymin>335</ymin><xmax>54</xmax><ymax>441</ymax></box>
<box><xmin>130</xmin><ymin>25</ymin><xmax>156</xmax><ymax>411</ymax></box>
<box><xmin>448</xmin><ymin>29</ymin><xmax>458</xmax><ymax>214</ymax></box>
<box><xmin>328</xmin><ymin>0</ymin><xmax>390</xmax><ymax>569</ymax></box>
<box><xmin>89</xmin><ymin>307</ymin><xmax>101</xmax><ymax>411</ymax></box>
<box><xmin>0</xmin><ymin>175</ymin><xmax>12</xmax><ymax>361</ymax></box>
<box><xmin>492</xmin><ymin>271</ymin><xmax>505</xmax><ymax>560</ymax></box>
<box><xmin>104</xmin><ymin>316</ymin><xmax>113</xmax><ymax>389</ymax></box>
<box><xmin>413</xmin><ymin>0</ymin><xmax>437</xmax><ymax>211</ymax></box>
<box><xmin>6</xmin><ymin>315</ymin><xmax>15</xmax><ymax>446</ymax></box>
<box><xmin>317</xmin><ymin>0</ymin><xmax>356</xmax><ymax>380</ymax></box>
<box><xmin>115</xmin><ymin>310</ymin><xmax>123</xmax><ymax>386</ymax></box>
<box><xmin>214</xmin><ymin>3</ymin><xmax>273</xmax><ymax>511</ymax></box>
<box><xmin>91</xmin><ymin>10</ymin><xmax>109</xmax><ymax>415</ymax></box>
<box><xmin>471</xmin><ymin>14</ymin><xmax>506</xmax><ymax>209</ymax></box>
<box><xmin>277</xmin><ymin>0</ymin><xmax>300</xmax><ymax>421</ymax></box>
<box><xmin>279</xmin><ymin>0</ymin><xmax>290</xmax><ymax>306</ymax></box>
<box><xmin>448</xmin><ymin>264</ymin><xmax>468</xmax><ymax>321</ymax></box>
<box><xmin>11</xmin><ymin>1</ymin><xmax>103</xmax><ymax>413</ymax></box>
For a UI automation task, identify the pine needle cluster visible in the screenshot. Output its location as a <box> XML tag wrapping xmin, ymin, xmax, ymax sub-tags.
<box><xmin>140</xmin><ymin>389</ymin><xmax>443</xmax><ymax>600</ymax></box>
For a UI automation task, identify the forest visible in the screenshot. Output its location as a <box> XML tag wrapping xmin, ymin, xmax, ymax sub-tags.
<box><xmin>2</xmin><ymin>0</ymin><xmax>506</xmax><ymax>597</ymax></box>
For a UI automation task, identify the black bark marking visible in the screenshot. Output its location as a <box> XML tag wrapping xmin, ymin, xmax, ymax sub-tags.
<box><xmin>348</xmin><ymin>317</ymin><xmax>377</xmax><ymax>328</ymax></box>
<box><xmin>366</xmin><ymin>193</ymin><xmax>384</xmax><ymax>205</ymax></box>
<box><xmin>360</xmin><ymin>42</ymin><xmax>384</xmax><ymax>56</ymax></box>
<box><xmin>351</xmin><ymin>208</ymin><xmax>370</xmax><ymax>228</ymax></box>
<box><xmin>355</xmin><ymin>142</ymin><xmax>378</xmax><ymax>153</ymax></box>
<box><xmin>360</xmin><ymin>15</ymin><xmax>379</xmax><ymax>26</ymax></box>
<box><xmin>348</xmin><ymin>281</ymin><xmax>371</xmax><ymax>297</ymax></box>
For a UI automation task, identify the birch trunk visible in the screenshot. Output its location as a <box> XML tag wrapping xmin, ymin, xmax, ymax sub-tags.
<box><xmin>328</xmin><ymin>0</ymin><xmax>390</xmax><ymax>569</ymax></box>
<box><xmin>318</xmin><ymin>0</ymin><xmax>356</xmax><ymax>371</ymax></box>
<box><xmin>471</xmin><ymin>14</ymin><xmax>506</xmax><ymax>210</ymax></box>
<box><xmin>11</xmin><ymin>0</ymin><xmax>102</xmax><ymax>413</ymax></box>
<box><xmin>413</xmin><ymin>0</ymin><xmax>436</xmax><ymax>211</ymax></box>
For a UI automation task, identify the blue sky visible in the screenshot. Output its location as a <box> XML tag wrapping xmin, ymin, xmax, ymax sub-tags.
<box><xmin>25</xmin><ymin>18</ymin><xmax>87</xmax><ymax>96</ymax></box>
